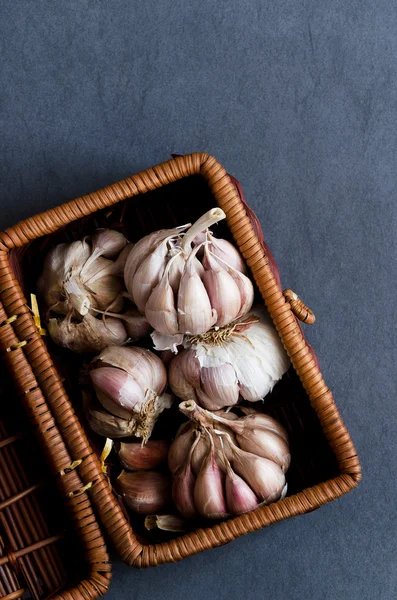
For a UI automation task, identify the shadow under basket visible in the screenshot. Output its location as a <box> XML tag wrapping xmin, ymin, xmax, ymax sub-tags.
<box><xmin>0</xmin><ymin>153</ymin><xmax>361</xmax><ymax>568</ymax></box>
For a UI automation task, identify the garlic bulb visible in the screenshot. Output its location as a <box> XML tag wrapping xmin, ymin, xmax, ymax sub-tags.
<box><xmin>38</xmin><ymin>229</ymin><xmax>130</xmax><ymax>318</ymax></box>
<box><xmin>48</xmin><ymin>312</ymin><xmax>127</xmax><ymax>353</ymax></box>
<box><xmin>124</xmin><ymin>208</ymin><xmax>254</xmax><ymax>342</ymax></box>
<box><xmin>168</xmin><ymin>306</ymin><xmax>290</xmax><ymax>410</ymax></box>
<box><xmin>89</xmin><ymin>346</ymin><xmax>173</xmax><ymax>442</ymax></box>
<box><xmin>117</xmin><ymin>470</ymin><xmax>171</xmax><ymax>515</ymax></box>
<box><xmin>117</xmin><ymin>439</ymin><xmax>169</xmax><ymax>471</ymax></box>
<box><xmin>168</xmin><ymin>401</ymin><xmax>289</xmax><ymax>520</ymax></box>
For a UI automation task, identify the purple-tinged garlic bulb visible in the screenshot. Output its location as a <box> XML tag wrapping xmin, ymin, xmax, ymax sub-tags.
<box><xmin>168</xmin><ymin>401</ymin><xmax>289</xmax><ymax>520</ymax></box>
<box><xmin>89</xmin><ymin>346</ymin><xmax>172</xmax><ymax>442</ymax></box>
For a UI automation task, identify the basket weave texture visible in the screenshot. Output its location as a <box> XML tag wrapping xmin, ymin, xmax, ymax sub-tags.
<box><xmin>0</xmin><ymin>153</ymin><xmax>361</xmax><ymax>568</ymax></box>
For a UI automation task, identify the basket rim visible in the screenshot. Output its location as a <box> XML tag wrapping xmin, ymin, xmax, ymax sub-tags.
<box><xmin>0</xmin><ymin>152</ymin><xmax>361</xmax><ymax>568</ymax></box>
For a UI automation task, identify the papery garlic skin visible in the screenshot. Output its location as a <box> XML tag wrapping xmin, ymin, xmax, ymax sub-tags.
<box><xmin>168</xmin><ymin>400</ymin><xmax>289</xmax><ymax>520</ymax></box>
<box><xmin>89</xmin><ymin>346</ymin><xmax>172</xmax><ymax>442</ymax></box>
<box><xmin>168</xmin><ymin>306</ymin><xmax>290</xmax><ymax>410</ymax></box>
<box><xmin>124</xmin><ymin>209</ymin><xmax>254</xmax><ymax>342</ymax></box>
<box><xmin>48</xmin><ymin>312</ymin><xmax>127</xmax><ymax>353</ymax></box>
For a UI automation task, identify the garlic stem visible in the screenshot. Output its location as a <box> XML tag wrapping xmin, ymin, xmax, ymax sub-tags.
<box><xmin>181</xmin><ymin>208</ymin><xmax>226</xmax><ymax>253</ymax></box>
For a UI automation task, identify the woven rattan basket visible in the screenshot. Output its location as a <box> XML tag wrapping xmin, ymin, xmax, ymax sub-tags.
<box><xmin>0</xmin><ymin>153</ymin><xmax>361</xmax><ymax>568</ymax></box>
<box><xmin>0</xmin><ymin>340</ymin><xmax>111</xmax><ymax>599</ymax></box>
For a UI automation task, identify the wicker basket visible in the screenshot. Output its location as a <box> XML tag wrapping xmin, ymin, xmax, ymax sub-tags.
<box><xmin>0</xmin><ymin>349</ymin><xmax>111</xmax><ymax>599</ymax></box>
<box><xmin>0</xmin><ymin>153</ymin><xmax>361</xmax><ymax>568</ymax></box>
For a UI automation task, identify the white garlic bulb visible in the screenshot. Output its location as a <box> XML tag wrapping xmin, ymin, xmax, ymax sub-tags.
<box><xmin>124</xmin><ymin>208</ymin><xmax>254</xmax><ymax>345</ymax></box>
<box><xmin>38</xmin><ymin>229</ymin><xmax>130</xmax><ymax>318</ymax></box>
<box><xmin>168</xmin><ymin>306</ymin><xmax>290</xmax><ymax>410</ymax></box>
<box><xmin>38</xmin><ymin>230</ymin><xmax>153</xmax><ymax>353</ymax></box>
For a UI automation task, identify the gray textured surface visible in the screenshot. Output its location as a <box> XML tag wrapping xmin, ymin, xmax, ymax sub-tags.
<box><xmin>1</xmin><ymin>1</ymin><xmax>395</xmax><ymax>598</ymax></box>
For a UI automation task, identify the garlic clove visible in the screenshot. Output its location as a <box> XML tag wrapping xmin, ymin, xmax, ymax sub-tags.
<box><xmin>124</xmin><ymin>227</ymin><xmax>185</xmax><ymax>291</ymax></box>
<box><xmin>91</xmin><ymin>229</ymin><xmax>128</xmax><ymax>260</ymax></box>
<box><xmin>132</xmin><ymin>238</ymin><xmax>169</xmax><ymax>312</ymax></box>
<box><xmin>48</xmin><ymin>313</ymin><xmax>127</xmax><ymax>353</ymax></box>
<box><xmin>90</xmin><ymin>367</ymin><xmax>145</xmax><ymax>419</ymax></box>
<box><xmin>117</xmin><ymin>470</ymin><xmax>171</xmax><ymax>515</ymax></box>
<box><xmin>118</xmin><ymin>440</ymin><xmax>169</xmax><ymax>471</ymax></box>
<box><xmin>85</xmin><ymin>403</ymin><xmax>134</xmax><ymax>438</ymax></box>
<box><xmin>168</xmin><ymin>423</ymin><xmax>196</xmax><ymax>475</ymax></box>
<box><xmin>110</xmin><ymin>243</ymin><xmax>134</xmax><ymax>277</ymax></box>
<box><xmin>194</xmin><ymin>440</ymin><xmax>227</xmax><ymax>520</ymax></box>
<box><xmin>190</xmin><ymin>433</ymin><xmax>210</xmax><ymax>475</ymax></box>
<box><xmin>200</xmin><ymin>363</ymin><xmax>239</xmax><ymax>410</ymax></box>
<box><xmin>144</xmin><ymin>514</ymin><xmax>186</xmax><ymax>533</ymax></box>
<box><xmin>82</xmin><ymin>256</ymin><xmax>115</xmax><ymax>285</ymax></box>
<box><xmin>211</xmin><ymin>252</ymin><xmax>254</xmax><ymax>319</ymax></box>
<box><xmin>94</xmin><ymin>346</ymin><xmax>167</xmax><ymax>394</ymax></box>
<box><xmin>236</xmin><ymin>429</ymin><xmax>291</xmax><ymax>472</ymax></box>
<box><xmin>231</xmin><ymin>447</ymin><xmax>285</xmax><ymax>504</ymax></box>
<box><xmin>87</xmin><ymin>275</ymin><xmax>125</xmax><ymax>312</ymax></box>
<box><xmin>172</xmin><ymin>460</ymin><xmax>198</xmax><ymax>520</ymax></box>
<box><xmin>202</xmin><ymin>247</ymin><xmax>242</xmax><ymax>326</ymax></box>
<box><xmin>168</xmin><ymin>350</ymin><xmax>201</xmax><ymax>402</ymax></box>
<box><xmin>208</xmin><ymin>233</ymin><xmax>246</xmax><ymax>273</ymax></box>
<box><xmin>167</xmin><ymin>252</ymin><xmax>186</xmax><ymax>294</ymax></box>
<box><xmin>177</xmin><ymin>250</ymin><xmax>217</xmax><ymax>335</ymax></box>
<box><xmin>121</xmin><ymin>307</ymin><xmax>152</xmax><ymax>341</ymax></box>
<box><xmin>224</xmin><ymin>460</ymin><xmax>259</xmax><ymax>515</ymax></box>
<box><xmin>145</xmin><ymin>260</ymin><xmax>179</xmax><ymax>335</ymax></box>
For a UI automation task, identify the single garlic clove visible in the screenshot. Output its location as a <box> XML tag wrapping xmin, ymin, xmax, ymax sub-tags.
<box><xmin>231</xmin><ymin>447</ymin><xmax>285</xmax><ymax>504</ymax></box>
<box><xmin>87</xmin><ymin>275</ymin><xmax>126</xmax><ymax>312</ymax></box>
<box><xmin>85</xmin><ymin>403</ymin><xmax>134</xmax><ymax>438</ymax></box>
<box><xmin>90</xmin><ymin>367</ymin><xmax>145</xmax><ymax>419</ymax></box>
<box><xmin>241</xmin><ymin>411</ymin><xmax>289</xmax><ymax>442</ymax></box>
<box><xmin>145</xmin><ymin>263</ymin><xmax>179</xmax><ymax>335</ymax></box>
<box><xmin>236</xmin><ymin>429</ymin><xmax>291</xmax><ymax>472</ymax></box>
<box><xmin>94</xmin><ymin>346</ymin><xmax>167</xmax><ymax>394</ymax></box>
<box><xmin>132</xmin><ymin>238</ymin><xmax>169</xmax><ymax>312</ymax></box>
<box><xmin>167</xmin><ymin>252</ymin><xmax>186</xmax><ymax>294</ymax></box>
<box><xmin>208</xmin><ymin>233</ymin><xmax>246</xmax><ymax>273</ymax></box>
<box><xmin>168</xmin><ymin>349</ymin><xmax>201</xmax><ymax>402</ymax></box>
<box><xmin>200</xmin><ymin>363</ymin><xmax>240</xmax><ymax>410</ymax></box>
<box><xmin>144</xmin><ymin>514</ymin><xmax>186</xmax><ymax>532</ymax></box>
<box><xmin>168</xmin><ymin>423</ymin><xmax>196</xmax><ymax>475</ymax></box>
<box><xmin>110</xmin><ymin>243</ymin><xmax>134</xmax><ymax>277</ymax></box>
<box><xmin>118</xmin><ymin>440</ymin><xmax>169</xmax><ymax>471</ymax></box>
<box><xmin>117</xmin><ymin>470</ymin><xmax>171</xmax><ymax>515</ymax></box>
<box><xmin>211</xmin><ymin>253</ymin><xmax>254</xmax><ymax>319</ymax></box>
<box><xmin>121</xmin><ymin>307</ymin><xmax>152</xmax><ymax>341</ymax></box>
<box><xmin>124</xmin><ymin>227</ymin><xmax>186</xmax><ymax>292</ymax></box>
<box><xmin>91</xmin><ymin>229</ymin><xmax>128</xmax><ymax>260</ymax></box>
<box><xmin>177</xmin><ymin>251</ymin><xmax>217</xmax><ymax>335</ymax></box>
<box><xmin>81</xmin><ymin>256</ymin><xmax>115</xmax><ymax>285</ymax></box>
<box><xmin>194</xmin><ymin>441</ymin><xmax>227</xmax><ymax>520</ymax></box>
<box><xmin>172</xmin><ymin>460</ymin><xmax>198</xmax><ymax>520</ymax></box>
<box><xmin>48</xmin><ymin>313</ymin><xmax>127</xmax><ymax>354</ymax></box>
<box><xmin>190</xmin><ymin>433</ymin><xmax>210</xmax><ymax>475</ymax></box>
<box><xmin>202</xmin><ymin>247</ymin><xmax>242</xmax><ymax>326</ymax></box>
<box><xmin>224</xmin><ymin>461</ymin><xmax>259</xmax><ymax>515</ymax></box>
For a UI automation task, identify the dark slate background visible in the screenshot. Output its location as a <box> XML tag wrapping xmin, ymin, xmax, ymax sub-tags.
<box><xmin>1</xmin><ymin>2</ymin><xmax>395</xmax><ymax>598</ymax></box>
